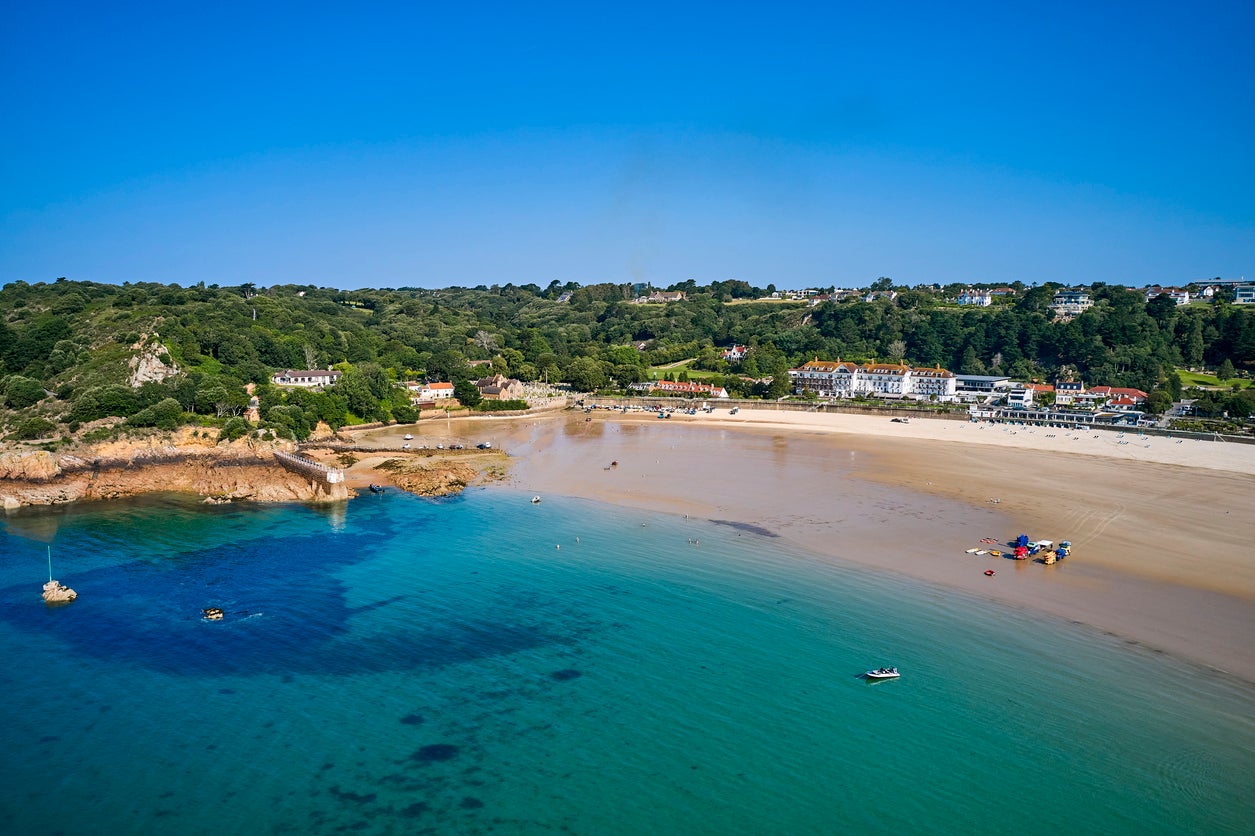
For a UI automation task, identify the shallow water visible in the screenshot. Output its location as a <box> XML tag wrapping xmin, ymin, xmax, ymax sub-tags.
<box><xmin>1</xmin><ymin>492</ymin><xmax>1251</xmax><ymax>834</ymax></box>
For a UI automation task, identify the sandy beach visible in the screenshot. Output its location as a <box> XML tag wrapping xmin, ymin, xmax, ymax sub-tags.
<box><xmin>358</xmin><ymin>408</ymin><xmax>1255</xmax><ymax>682</ymax></box>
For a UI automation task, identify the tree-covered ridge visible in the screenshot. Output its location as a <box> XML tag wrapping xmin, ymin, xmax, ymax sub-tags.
<box><xmin>2</xmin><ymin>277</ymin><xmax>1254</xmax><ymax>440</ymax></box>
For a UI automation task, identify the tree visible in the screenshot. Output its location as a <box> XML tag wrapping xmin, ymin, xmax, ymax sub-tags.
<box><xmin>1217</xmin><ymin>358</ymin><xmax>1236</xmax><ymax>381</ymax></box>
<box><xmin>4</xmin><ymin>376</ymin><xmax>46</xmax><ymax>409</ymax></box>
<box><xmin>453</xmin><ymin>378</ymin><xmax>482</xmax><ymax>406</ymax></box>
<box><xmin>564</xmin><ymin>356</ymin><xmax>610</xmax><ymax>392</ymax></box>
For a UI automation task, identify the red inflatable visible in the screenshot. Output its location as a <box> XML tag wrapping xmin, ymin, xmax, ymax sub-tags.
<box><xmin>984</xmin><ymin>569</ymin><xmax>996</xmax><ymax>576</ymax></box>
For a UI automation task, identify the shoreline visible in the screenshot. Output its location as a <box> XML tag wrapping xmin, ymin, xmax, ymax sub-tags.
<box><xmin>5</xmin><ymin>408</ymin><xmax>1252</xmax><ymax>681</ymax></box>
<box><xmin>425</xmin><ymin>409</ymin><xmax>1254</xmax><ymax>682</ymax></box>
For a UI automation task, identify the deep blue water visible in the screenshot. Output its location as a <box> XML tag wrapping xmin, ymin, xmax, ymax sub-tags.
<box><xmin>1</xmin><ymin>491</ymin><xmax>1252</xmax><ymax>835</ymax></box>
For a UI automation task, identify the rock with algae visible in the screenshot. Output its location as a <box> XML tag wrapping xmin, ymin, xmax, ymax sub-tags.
<box><xmin>42</xmin><ymin>580</ymin><xmax>77</xmax><ymax>604</ymax></box>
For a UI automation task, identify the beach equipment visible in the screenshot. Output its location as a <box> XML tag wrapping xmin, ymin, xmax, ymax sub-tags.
<box><xmin>984</xmin><ymin>569</ymin><xmax>996</xmax><ymax>576</ymax></box>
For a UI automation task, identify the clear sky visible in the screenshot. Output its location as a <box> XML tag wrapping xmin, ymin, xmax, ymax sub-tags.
<box><xmin>2</xmin><ymin>0</ymin><xmax>1251</xmax><ymax>289</ymax></box>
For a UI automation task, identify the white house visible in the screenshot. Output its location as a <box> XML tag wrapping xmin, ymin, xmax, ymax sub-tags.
<box><xmin>1050</xmin><ymin>290</ymin><xmax>1093</xmax><ymax>317</ymax></box>
<box><xmin>957</xmin><ymin>290</ymin><xmax>993</xmax><ymax>307</ymax></box>
<box><xmin>271</xmin><ymin>369</ymin><xmax>342</xmax><ymax>388</ymax></box>
<box><xmin>1054</xmin><ymin>380</ymin><xmax>1085</xmax><ymax>406</ymax></box>
<box><xmin>789</xmin><ymin>359</ymin><xmax>957</xmax><ymax>402</ymax></box>
<box><xmin>721</xmin><ymin>345</ymin><xmax>749</xmax><ymax>362</ymax></box>
<box><xmin>413</xmin><ymin>381</ymin><xmax>455</xmax><ymax>401</ymax></box>
<box><xmin>1145</xmin><ymin>286</ymin><xmax>1190</xmax><ymax>305</ymax></box>
<box><xmin>954</xmin><ymin>375</ymin><xmax>1012</xmax><ymax>402</ymax></box>
<box><xmin>1235</xmin><ymin>285</ymin><xmax>1255</xmax><ymax>304</ymax></box>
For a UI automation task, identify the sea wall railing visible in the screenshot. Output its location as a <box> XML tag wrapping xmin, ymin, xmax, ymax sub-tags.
<box><xmin>272</xmin><ymin>450</ymin><xmax>345</xmax><ymax>483</ymax></box>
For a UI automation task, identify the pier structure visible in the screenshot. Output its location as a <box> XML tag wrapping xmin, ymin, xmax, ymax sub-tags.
<box><xmin>272</xmin><ymin>450</ymin><xmax>348</xmax><ymax>499</ymax></box>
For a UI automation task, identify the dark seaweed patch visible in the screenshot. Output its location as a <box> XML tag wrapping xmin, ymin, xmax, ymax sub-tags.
<box><xmin>549</xmin><ymin>669</ymin><xmax>582</xmax><ymax>681</ymax></box>
<box><xmin>400</xmin><ymin>802</ymin><xmax>430</xmax><ymax>818</ymax></box>
<box><xmin>411</xmin><ymin>744</ymin><xmax>460</xmax><ymax>762</ymax></box>
<box><xmin>328</xmin><ymin>786</ymin><xmax>377</xmax><ymax>804</ymax></box>
<box><xmin>708</xmin><ymin>519</ymin><xmax>778</xmax><ymax>537</ymax></box>
<box><xmin>399</xmin><ymin>713</ymin><xmax>425</xmax><ymax>725</ymax></box>
<box><xmin>460</xmin><ymin>797</ymin><xmax>484</xmax><ymax>809</ymax></box>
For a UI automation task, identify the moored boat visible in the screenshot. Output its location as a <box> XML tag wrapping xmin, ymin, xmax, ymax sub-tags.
<box><xmin>864</xmin><ymin>667</ymin><xmax>900</xmax><ymax>680</ymax></box>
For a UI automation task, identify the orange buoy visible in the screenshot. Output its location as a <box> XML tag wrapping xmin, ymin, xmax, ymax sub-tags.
<box><xmin>984</xmin><ymin>570</ymin><xmax>996</xmax><ymax>577</ymax></box>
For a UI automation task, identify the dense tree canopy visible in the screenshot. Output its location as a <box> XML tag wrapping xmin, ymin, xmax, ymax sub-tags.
<box><xmin>1</xmin><ymin>278</ymin><xmax>1252</xmax><ymax>438</ymax></box>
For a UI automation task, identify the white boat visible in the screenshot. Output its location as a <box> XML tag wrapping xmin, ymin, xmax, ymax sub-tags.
<box><xmin>864</xmin><ymin>667</ymin><xmax>900</xmax><ymax>680</ymax></box>
<box><xmin>403</xmin><ymin>433</ymin><xmax>414</xmax><ymax>440</ymax></box>
<box><xmin>531</xmin><ymin>496</ymin><xmax>541</xmax><ymax>504</ymax></box>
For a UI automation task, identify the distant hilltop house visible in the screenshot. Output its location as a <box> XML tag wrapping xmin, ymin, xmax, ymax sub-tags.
<box><xmin>788</xmin><ymin>359</ymin><xmax>957</xmax><ymax>402</ymax></box>
<box><xmin>1144</xmin><ymin>286</ymin><xmax>1191</xmax><ymax>305</ymax></box>
<box><xmin>632</xmin><ymin>380</ymin><xmax>729</xmax><ymax>398</ymax></box>
<box><xmin>475</xmin><ymin>374</ymin><xmax>525</xmax><ymax>401</ymax></box>
<box><xmin>864</xmin><ymin>290</ymin><xmax>898</xmax><ymax>303</ymax></box>
<box><xmin>1235</xmin><ymin>284</ymin><xmax>1255</xmax><ymax>304</ymax></box>
<box><xmin>271</xmin><ymin>368</ymin><xmax>342</xmax><ymax>388</ymax></box>
<box><xmin>990</xmin><ymin>287</ymin><xmax>1017</xmax><ymax>297</ymax></box>
<box><xmin>957</xmin><ymin>289</ymin><xmax>993</xmax><ymax>307</ymax></box>
<box><xmin>407</xmin><ymin>381</ymin><xmax>455</xmax><ymax>402</ymax></box>
<box><xmin>721</xmin><ymin>344</ymin><xmax>749</xmax><ymax>362</ymax></box>
<box><xmin>1050</xmin><ymin>290</ymin><xmax>1092</xmax><ymax>317</ymax></box>
<box><xmin>636</xmin><ymin>290</ymin><xmax>686</xmax><ymax>304</ymax></box>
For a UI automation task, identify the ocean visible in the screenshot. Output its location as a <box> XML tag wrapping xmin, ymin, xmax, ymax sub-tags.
<box><xmin>1</xmin><ymin>490</ymin><xmax>1252</xmax><ymax>835</ymax></box>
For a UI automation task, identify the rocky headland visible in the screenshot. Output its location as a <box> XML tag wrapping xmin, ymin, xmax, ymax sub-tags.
<box><xmin>0</xmin><ymin>426</ymin><xmax>512</xmax><ymax>509</ymax></box>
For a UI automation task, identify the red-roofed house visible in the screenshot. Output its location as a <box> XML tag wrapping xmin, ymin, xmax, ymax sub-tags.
<box><xmin>647</xmin><ymin>380</ymin><xmax>729</xmax><ymax>398</ymax></box>
<box><xmin>721</xmin><ymin>345</ymin><xmax>749</xmax><ymax>362</ymax></box>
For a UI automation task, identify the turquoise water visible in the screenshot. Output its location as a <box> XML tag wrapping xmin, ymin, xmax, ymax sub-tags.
<box><xmin>1</xmin><ymin>491</ymin><xmax>1252</xmax><ymax>835</ymax></box>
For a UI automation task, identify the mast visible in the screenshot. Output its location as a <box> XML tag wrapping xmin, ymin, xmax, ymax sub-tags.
<box><xmin>47</xmin><ymin>546</ymin><xmax>53</xmax><ymax>582</ymax></box>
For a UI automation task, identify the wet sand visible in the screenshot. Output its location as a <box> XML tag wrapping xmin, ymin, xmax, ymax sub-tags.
<box><xmin>358</xmin><ymin>411</ymin><xmax>1255</xmax><ymax>682</ymax></box>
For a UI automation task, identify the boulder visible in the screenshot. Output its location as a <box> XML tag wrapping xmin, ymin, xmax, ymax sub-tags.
<box><xmin>42</xmin><ymin>579</ymin><xmax>77</xmax><ymax>604</ymax></box>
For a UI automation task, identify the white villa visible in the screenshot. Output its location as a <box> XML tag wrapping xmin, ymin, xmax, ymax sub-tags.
<box><xmin>1235</xmin><ymin>285</ymin><xmax>1255</xmax><ymax>304</ymax></box>
<box><xmin>1144</xmin><ymin>286</ymin><xmax>1191</xmax><ymax>305</ymax></box>
<box><xmin>271</xmin><ymin>369</ymin><xmax>342</xmax><ymax>388</ymax></box>
<box><xmin>1050</xmin><ymin>290</ymin><xmax>1093</xmax><ymax>317</ymax></box>
<box><xmin>957</xmin><ymin>289</ymin><xmax>993</xmax><ymax>306</ymax></box>
<box><xmin>788</xmin><ymin>359</ymin><xmax>957</xmax><ymax>402</ymax></box>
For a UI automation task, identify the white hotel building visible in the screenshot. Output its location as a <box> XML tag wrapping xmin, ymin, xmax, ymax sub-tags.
<box><xmin>788</xmin><ymin>359</ymin><xmax>957</xmax><ymax>402</ymax></box>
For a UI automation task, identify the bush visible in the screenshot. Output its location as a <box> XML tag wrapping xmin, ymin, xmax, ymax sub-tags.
<box><xmin>220</xmin><ymin>417</ymin><xmax>250</xmax><ymax>442</ymax></box>
<box><xmin>7</xmin><ymin>417</ymin><xmax>57</xmax><ymax>440</ymax></box>
<box><xmin>391</xmin><ymin>403</ymin><xmax>418</xmax><ymax>423</ymax></box>
<box><xmin>4</xmin><ymin>376</ymin><xmax>46</xmax><ymax>409</ymax></box>
<box><xmin>126</xmin><ymin>398</ymin><xmax>184</xmax><ymax>429</ymax></box>
<box><xmin>476</xmin><ymin>399</ymin><xmax>528</xmax><ymax>412</ymax></box>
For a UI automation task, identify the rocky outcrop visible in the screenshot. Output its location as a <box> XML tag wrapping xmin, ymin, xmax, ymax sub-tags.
<box><xmin>0</xmin><ymin>434</ymin><xmax>346</xmax><ymax>508</ymax></box>
<box><xmin>127</xmin><ymin>334</ymin><xmax>180</xmax><ymax>387</ymax></box>
<box><xmin>382</xmin><ymin>460</ymin><xmax>480</xmax><ymax>497</ymax></box>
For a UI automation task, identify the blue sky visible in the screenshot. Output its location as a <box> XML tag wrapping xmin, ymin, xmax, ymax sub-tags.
<box><xmin>2</xmin><ymin>1</ymin><xmax>1251</xmax><ymax>289</ymax></box>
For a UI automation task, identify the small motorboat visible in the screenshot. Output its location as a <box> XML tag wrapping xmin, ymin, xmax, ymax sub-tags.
<box><xmin>403</xmin><ymin>433</ymin><xmax>414</xmax><ymax>440</ymax></box>
<box><xmin>864</xmin><ymin>667</ymin><xmax>900</xmax><ymax>680</ymax></box>
<box><xmin>368</xmin><ymin>484</ymin><xmax>385</xmax><ymax>494</ymax></box>
<box><xmin>203</xmin><ymin>607</ymin><xmax>225</xmax><ymax>621</ymax></box>
<box><xmin>531</xmin><ymin>496</ymin><xmax>542</xmax><ymax>504</ymax></box>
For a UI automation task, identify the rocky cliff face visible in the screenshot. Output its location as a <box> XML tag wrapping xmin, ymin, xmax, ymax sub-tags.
<box><xmin>0</xmin><ymin>432</ymin><xmax>347</xmax><ymax>508</ymax></box>
<box><xmin>127</xmin><ymin>334</ymin><xmax>181</xmax><ymax>387</ymax></box>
